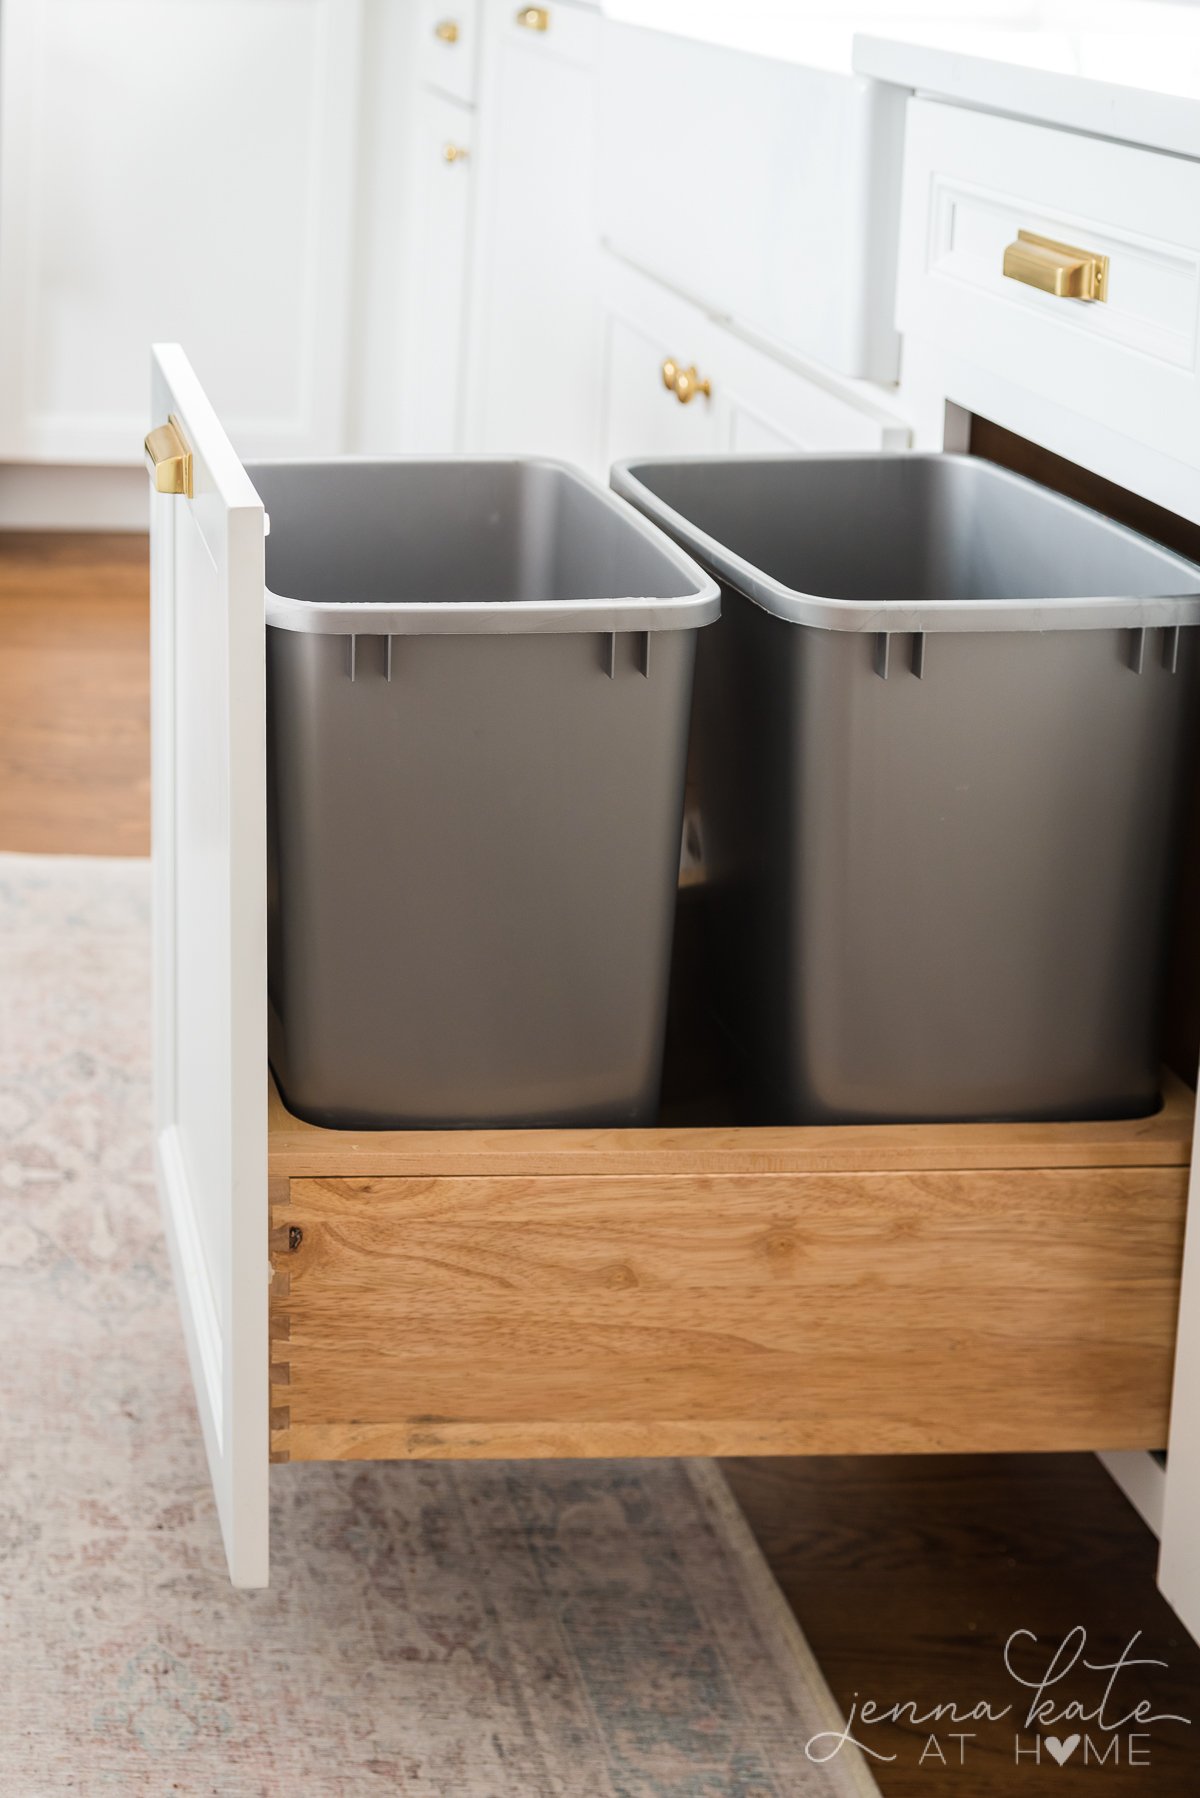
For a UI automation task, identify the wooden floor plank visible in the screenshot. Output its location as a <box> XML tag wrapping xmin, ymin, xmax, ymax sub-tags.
<box><xmin>723</xmin><ymin>1454</ymin><xmax>1200</xmax><ymax>1794</ymax></box>
<box><xmin>0</xmin><ymin>532</ymin><xmax>149</xmax><ymax>856</ymax></box>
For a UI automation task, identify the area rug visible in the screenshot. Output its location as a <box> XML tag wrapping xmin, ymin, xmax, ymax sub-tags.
<box><xmin>0</xmin><ymin>851</ymin><xmax>880</xmax><ymax>1797</ymax></box>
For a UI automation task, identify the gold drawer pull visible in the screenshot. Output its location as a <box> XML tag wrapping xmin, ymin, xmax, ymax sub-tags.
<box><xmin>433</xmin><ymin>18</ymin><xmax>460</xmax><ymax>42</ymax></box>
<box><xmin>443</xmin><ymin>141</ymin><xmax>470</xmax><ymax>163</ymax></box>
<box><xmin>661</xmin><ymin>357</ymin><xmax>711</xmax><ymax>405</ymax></box>
<box><xmin>516</xmin><ymin>5</ymin><xmax>550</xmax><ymax>29</ymax></box>
<box><xmin>144</xmin><ymin>415</ymin><xmax>192</xmax><ymax>497</ymax></box>
<box><xmin>1002</xmin><ymin>229</ymin><xmax>1109</xmax><ymax>303</ymax></box>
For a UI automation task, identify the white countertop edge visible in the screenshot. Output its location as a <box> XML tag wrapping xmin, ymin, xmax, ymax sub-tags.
<box><xmin>852</xmin><ymin>32</ymin><xmax>1200</xmax><ymax>162</ymax></box>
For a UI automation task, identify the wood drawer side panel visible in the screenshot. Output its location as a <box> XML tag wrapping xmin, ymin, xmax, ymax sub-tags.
<box><xmin>268</xmin><ymin>1167</ymin><xmax>1187</xmax><ymax>1464</ymax></box>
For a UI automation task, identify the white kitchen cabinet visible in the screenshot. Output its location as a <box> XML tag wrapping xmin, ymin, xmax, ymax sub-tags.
<box><xmin>398</xmin><ymin>88</ymin><xmax>476</xmax><ymax>453</ymax></box>
<box><xmin>602</xmin><ymin>254</ymin><xmax>910</xmax><ymax>468</ymax></box>
<box><xmin>464</xmin><ymin>0</ymin><xmax>603</xmax><ymax>470</ymax></box>
<box><xmin>0</xmin><ymin>0</ymin><xmax>362</xmax><ymax>462</ymax></box>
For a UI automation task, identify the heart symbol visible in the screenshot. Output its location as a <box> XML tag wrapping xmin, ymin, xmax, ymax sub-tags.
<box><xmin>1044</xmin><ymin>1734</ymin><xmax>1081</xmax><ymax>1766</ymax></box>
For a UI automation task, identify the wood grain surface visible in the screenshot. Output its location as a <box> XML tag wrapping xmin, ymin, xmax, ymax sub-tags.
<box><xmin>0</xmin><ymin>533</ymin><xmax>149</xmax><ymax>855</ymax></box>
<box><xmin>269</xmin><ymin>1160</ymin><xmax>1186</xmax><ymax>1464</ymax></box>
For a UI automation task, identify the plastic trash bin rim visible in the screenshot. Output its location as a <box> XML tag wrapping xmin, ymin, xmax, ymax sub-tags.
<box><xmin>610</xmin><ymin>451</ymin><xmax>1200</xmax><ymax>636</ymax></box>
<box><xmin>256</xmin><ymin>455</ymin><xmax>722</xmax><ymax>636</ymax></box>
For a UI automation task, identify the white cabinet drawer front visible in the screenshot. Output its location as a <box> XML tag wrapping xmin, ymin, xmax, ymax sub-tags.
<box><xmin>601</xmin><ymin>255</ymin><xmax>909</xmax><ymax>468</ymax></box>
<box><xmin>418</xmin><ymin>0</ymin><xmax>481</xmax><ymax>105</ymax></box>
<box><xmin>921</xmin><ymin>133</ymin><xmax>1200</xmax><ymax>370</ymax></box>
<box><xmin>898</xmin><ymin>100</ymin><xmax>1200</xmax><ymax>475</ymax></box>
<box><xmin>603</xmin><ymin>312</ymin><xmax>722</xmax><ymax>468</ymax></box>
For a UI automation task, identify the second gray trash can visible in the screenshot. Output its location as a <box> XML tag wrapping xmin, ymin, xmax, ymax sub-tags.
<box><xmin>612</xmin><ymin>453</ymin><xmax>1200</xmax><ymax>1124</ymax></box>
<box><xmin>257</xmin><ymin>458</ymin><xmax>719</xmax><ymax>1129</ymax></box>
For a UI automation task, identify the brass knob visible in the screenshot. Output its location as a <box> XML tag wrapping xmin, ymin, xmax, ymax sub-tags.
<box><xmin>673</xmin><ymin>366</ymin><xmax>711</xmax><ymax>404</ymax></box>
<box><xmin>434</xmin><ymin>18</ymin><xmax>460</xmax><ymax>42</ymax></box>
<box><xmin>443</xmin><ymin>142</ymin><xmax>470</xmax><ymax>164</ymax></box>
<box><xmin>515</xmin><ymin>5</ymin><xmax>550</xmax><ymax>29</ymax></box>
<box><xmin>661</xmin><ymin>359</ymin><xmax>711</xmax><ymax>405</ymax></box>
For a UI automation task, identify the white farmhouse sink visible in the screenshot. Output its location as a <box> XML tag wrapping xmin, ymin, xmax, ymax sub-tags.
<box><xmin>596</xmin><ymin>5</ymin><xmax>966</xmax><ymax>381</ymax></box>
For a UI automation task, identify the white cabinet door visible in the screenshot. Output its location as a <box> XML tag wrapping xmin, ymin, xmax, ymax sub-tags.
<box><xmin>466</xmin><ymin>0</ymin><xmax>602</xmax><ymax>471</ymax></box>
<box><xmin>400</xmin><ymin>88</ymin><xmax>475</xmax><ymax>453</ymax></box>
<box><xmin>149</xmin><ymin>344</ymin><xmax>268</xmax><ymax>1589</ymax></box>
<box><xmin>0</xmin><ymin>0</ymin><xmax>361</xmax><ymax>462</ymax></box>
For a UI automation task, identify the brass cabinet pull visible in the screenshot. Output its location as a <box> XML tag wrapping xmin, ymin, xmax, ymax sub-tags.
<box><xmin>433</xmin><ymin>18</ymin><xmax>460</xmax><ymax>41</ymax></box>
<box><xmin>515</xmin><ymin>5</ymin><xmax>550</xmax><ymax>29</ymax></box>
<box><xmin>144</xmin><ymin>415</ymin><xmax>192</xmax><ymax>496</ymax></box>
<box><xmin>443</xmin><ymin>141</ymin><xmax>470</xmax><ymax>163</ymax></box>
<box><xmin>1002</xmin><ymin>229</ymin><xmax>1109</xmax><ymax>303</ymax></box>
<box><xmin>661</xmin><ymin>358</ymin><xmax>711</xmax><ymax>405</ymax></box>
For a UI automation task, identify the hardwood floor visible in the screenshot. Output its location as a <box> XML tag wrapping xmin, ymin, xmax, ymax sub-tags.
<box><xmin>724</xmin><ymin>1455</ymin><xmax>1200</xmax><ymax>1793</ymax></box>
<box><xmin>0</xmin><ymin>532</ymin><xmax>149</xmax><ymax>855</ymax></box>
<box><xmin>6</xmin><ymin>530</ymin><xmax>1199</xmax><ymax>1792</ymax></box>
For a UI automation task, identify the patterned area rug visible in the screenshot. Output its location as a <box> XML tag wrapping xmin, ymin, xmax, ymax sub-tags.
<box><xmin>0</xmin><ymin>852</ymin><xmax>880</xmax><ymax>1797</ymax></box>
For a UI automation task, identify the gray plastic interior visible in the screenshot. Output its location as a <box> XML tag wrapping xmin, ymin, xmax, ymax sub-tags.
<box><xmin>251</xmin><ymin>457</ymin><xmax>720</xmax><ymax>635</ymax></box>
<box><xmin>611</xmin><ymin>453</ymin><xmax>1200</xmax><ymax>634</ymax></box>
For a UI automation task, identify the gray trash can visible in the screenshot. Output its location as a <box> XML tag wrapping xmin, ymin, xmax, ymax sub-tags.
<box><xmin>611</xmin><ymin>452</ymin><xmax>1200</xmax><ymax>1124</ymax></box>
<box><xmin>256</xmin><ymin>458</ymin><xmax>719</xmax><ymax>1129</ymax></box>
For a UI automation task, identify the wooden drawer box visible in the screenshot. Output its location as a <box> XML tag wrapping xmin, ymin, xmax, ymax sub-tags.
<box><xmin>897</xmin><ymin>98</ymin><xmax>1200</xmax><ymax>517</ymax></box>
<box><xmin>268</xmin><ymin>1077</ymin><xmax>1191</xmax><ymax>1467</ymax></box>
